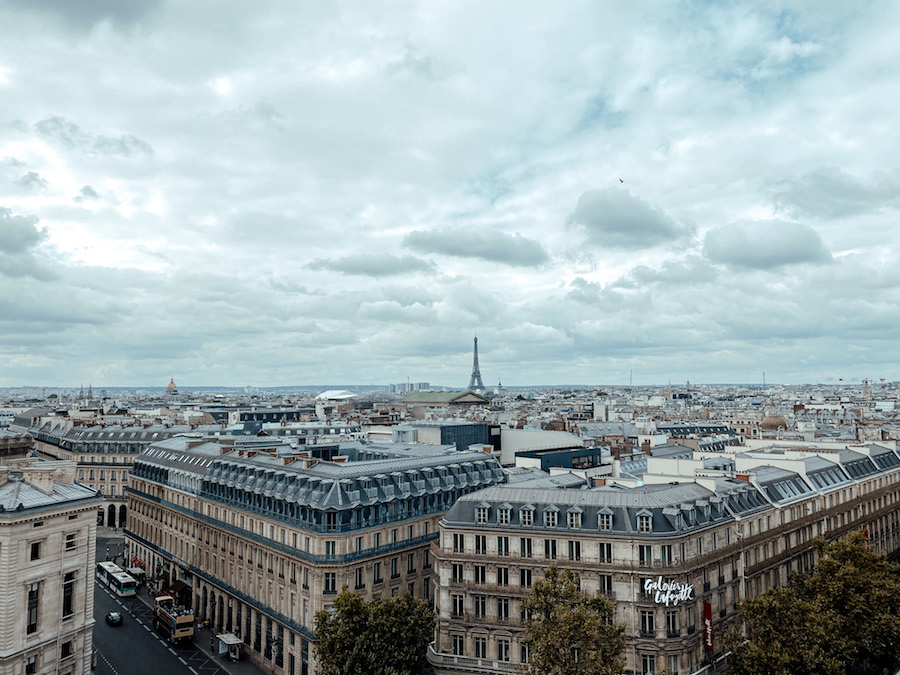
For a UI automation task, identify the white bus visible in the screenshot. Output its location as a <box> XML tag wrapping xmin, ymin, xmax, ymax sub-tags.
<box><xmin>96</xmin><ymin>561</ymin><xmax>138</xmax><ymax>597</ymax></box>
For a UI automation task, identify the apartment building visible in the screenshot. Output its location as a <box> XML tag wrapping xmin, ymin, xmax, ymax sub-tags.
<box><xmin>428</xmin><ymin>443</ymin><xmax>900</xmax><ymax>675</ymax></box>
<box><xmin>30</xmin><ymin>420</ymin><xmax>362</xmax><ymax>528</ymax></box>
<box><xmin>0</xmin><ymin>459</ymin><xmax>101</xmax><ymax>675</ymax></box>
<box><xmin>126</xmin><ymin>436</ymin><xmax>506</xmax><ymax>674</ymax></box>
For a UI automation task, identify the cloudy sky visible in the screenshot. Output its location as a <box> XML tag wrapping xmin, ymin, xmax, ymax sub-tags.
<box><xmin>2</xmin><ymin>1</ymin><xmax>900</xmax><ymax>388</ymax></box>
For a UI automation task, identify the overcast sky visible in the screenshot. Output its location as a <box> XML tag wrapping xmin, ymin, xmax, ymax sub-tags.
<box><xmin>2</xmin><ymin>1</ymin><xmax>900</xmax><ymax>388</ymax></box>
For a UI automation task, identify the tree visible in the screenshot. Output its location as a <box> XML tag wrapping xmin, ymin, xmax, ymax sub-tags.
<box><xmin>314</xmin><ymin>588</ymin><xmax>435</xmax><ymax>675</ymax></box>
<box><xmin>800</xmin><ymin>530</ymin><xmax>900</xmax><ymax>674</ymax></box>
<box><xmin>724</xmin><ymin>585</ymin><xmax>843</xmax><ymax>675</ymax></box>
<box><xmin>726</xmin><ymin>530</ymin><xmax>900</xmax><ymax>675</ymax></box>
<box><xmin>522</xmin><ymin>565</ymin><xmax>625</xmax><ymax>675</ymax></box>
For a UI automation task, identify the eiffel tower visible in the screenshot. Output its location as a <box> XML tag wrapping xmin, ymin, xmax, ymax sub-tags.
<box><xmin>468</xmin><ymin>336</ymin><xmax>485</xmax><ymax>391</ymax></box>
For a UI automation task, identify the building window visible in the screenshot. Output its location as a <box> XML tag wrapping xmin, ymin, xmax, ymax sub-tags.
<box><xmin>666</xmin><ymin>610</ymin><xmax>678</xmax><ymax>637</ymax></box>
<box><xmin>497</xmin><ymin>597</ymin><xmax>509</xmax><ymax>620</ymax></box>
<box><xmin>475</xmin><ymin>535</ymin><xmax>486</xmax><ymax>555</ymax></box>
<box><xmin>451</xmin><ymin>594</ymin><xmax>464</xmax><ymax>617</ymax></box>
<box><xmin>568</xmin><ymin>540</ymin><xmax>582</xmax><ymax>561</ymax></box>
<box><xmin>639</xmin><ymin>545</ymin><xmax>653</xmax><ymax>567</ymax></box>
<box><xmin>520</xmin><ymin>538</ymin><xmax>533</xmax><ymax>558</ymax></box>
<box><xmin>355</xmin><ymin>567</ymin><xmax>365</xmax><ymax>590</ymax></box>
<box><xmin>374</xmin><ymin>563</ymin><xmax>382</xmax><ymax>584</ymax></box>
<box><xmin>599</xmin><ymin>574</ymin><xmax>612</xmax><ymax>597</ymax></box>
<box><xmin>407</xmin><ymin>553</ymin><xmax>415</xmax><ymax>573</ymax></box>
<box><xmin>30</xmin><ymin>542</ymin><xmax>41</xmax><ymax>561</ymax></box>
<box><xmin>474</xmin><ymin>636</ymin><xmax>487</xmax><ymax>659</ymax></box>
<box><xmin>391</xmin><ymin>558</ymin><xmax>399</xmax><ymax>579</ymax></box>
<box><xmin>423</xmin><ymin>550</ymin><xmax>431</xmax><ymax>568</ymax></box>
<box><xmin>25</xmin><ymin>656</ymin><xmax>36</xmax><ymax>674</ymax></box>
<box><xmin>598</xmin><ymin>513</ymin><xmax>612</xmax><ymax>530</ymax></box>
<box><xmin>475</xmin><ymin>507</ymin><xmax>488</xmax><ymax>524</ymax></box>
<box><xmin>498</xmin><ymin>508</ymin><xmax>510</xmax><ymax>525</ymax></box>
<box><xmin>640</xmin><ymin>610</ymin><xmax>655</xmax><ymax>637</ymax></box>
<box><xmin>474</xmin><ymin>595</ymin><xmax>486</xmax><ymax>617</ymax></box>
<box><xmin>667</xmin><ymin>654</ymin><xmax>679</xmax><ymax>675</ymax></box>
<box><xmin>567</xmin><ymin>511</ymin><xmax>581</xmax><ymax>529</ymax></box>
<box><xmin>452</xmin><ymin>534</ymin><xmax>464</xmax><ymax>553</ymax></box>
<box><xmin>638</xmin><ymin>515</ymin><xmax>652</xmax><ymax>533</ymax></box>
<box><xmin>498</xmin><ymin>639</ymin><xmax>510</xmax><ymax>662</ymax></box>
<box><xmin>26</xmin><ymin>583</ymin><xmax>39</xmax><ymax>634</ymax></box>
<box><xmin>521</xmin><ymin>643</ymin><xmax>531</xmax><ymax>664</ymax></box>
<box><xmin>520</xmin><ymin>568</ymin><xmax>532</xmax><ymax>587</ymax></box>
<box><xmin>544</xmin><ymin>510</ymin><xmax>558</xmax><ymax>528</ymax></box>
<box><xmin>474</xmin><ymin>565</ymin><xmax>486</xmax><ymax>584</ymax></box>
<box><xmin>544</xmin><ymin>539</ymin><xmax>557</xmax><ymax>560</ymax></box>
<box><xmin>496</xmin><ymin>567</ymin><xmax>509</xmax><ymax>586</ymax></box>
<box><xmin>325</xmin><ymin>541</ymin><xmax>336</xmax><ymax>557</ymax></box>
<box><xmin>60</xmin><ymin>641</ymin><xmax>73</xmax><ymax>660</ymax></box>
<box><xmin>661</xmin><ymin>545</ymin><xmax>673</xmax><ymax>565</ymax></box>
<box><xmin>599</xmin><ymin>542</ymin><xmax>612</xmax><ymax>563</ymax></box>
<box><xmin>62</xmin><ymin>572</ymin><xmax>76</xmax><ymax>618</ymax></box>
<box><xmin>497</xmin><ymin>536</ymin><xmax>510</xmax><ymax>557</ymax></box>
<box><xmin>641</xmin><ymin>654</ymin><xmax>656</xmax><ymax>674</ymax></box>
<box><xmin>451</xmin><ymin>564</ymin><xmax>464</xmax><ymax>582</ymax></box>
<box><xmin>65</xmin><ymin>533</ymin><xmax>77</xmax><ymax>551</ymax></box>
<box><xmin>451</xmin><ymin>634</ymin><xmax>464</xmax><ymax>655</ymax></box>
<box><xmin>324</xmin><ymin>573</ymin><xmax>336</xmax><ymax>594</ymax></box>
<box><xmin>520</xmin><ymin>509</ymin><xmax>533</xmax><ymax>526</ymax></box>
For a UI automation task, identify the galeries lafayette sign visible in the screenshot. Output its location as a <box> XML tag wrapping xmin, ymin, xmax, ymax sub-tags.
<box><xmin>644</xmin><ymin>577</ymin><xmax>694</xmax><ymax>606</ymax></box>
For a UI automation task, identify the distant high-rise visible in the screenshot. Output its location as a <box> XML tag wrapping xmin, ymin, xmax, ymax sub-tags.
<box><xmin>467</xmin><ymin>336</ymin><xmax>485</xmax><ymax>392</ymax></box>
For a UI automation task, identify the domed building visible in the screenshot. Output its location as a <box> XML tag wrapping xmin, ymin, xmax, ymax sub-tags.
<box><xmin>166</xmin><ymin>378</ymin><xmax>179</xmax><ymax>397</ymax></box>
<box><xmin>760</xmin><ymin>415</ymin><xmax>789</xmax><ymax>431</ymax></box>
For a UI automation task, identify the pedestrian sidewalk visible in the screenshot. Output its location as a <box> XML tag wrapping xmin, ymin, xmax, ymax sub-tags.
<box><xmin>132</xmin><ymin>583</ymin><xmax>266</xmax><ymax>675</ymax></box>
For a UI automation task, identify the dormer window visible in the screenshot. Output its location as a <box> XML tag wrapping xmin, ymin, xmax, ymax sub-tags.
<box><xmin>637</xmin><ymin>514</ymin><xmax>652</xmax><ymax>533</ymax></box>
<box><xmin>520</xmin><ymin>507</ymin><xmax>534</xmax><ymax>527</ymax></box>
<box><xmin>598</xmin><ymin>513</ymin><xmax>612</xmax><ymax>531</ymax></box>
<box><xmin>567</xmin><ymin>510</ymin><xmax>582</xmax><ymax>530</ymax></box>
<box><xmin>544</xmin><ymin>509</ymin><xmax>558</xmax><ymax>528</ymax></box>
<box><xmin>498</xmin><ymin>508</ymin><xmax>510</xmax><ymax>526</ymax></box>
<box><xmin>476</xmin><ymin>506</ymin><xmax>489</xmax><ymax>524</ymax></box>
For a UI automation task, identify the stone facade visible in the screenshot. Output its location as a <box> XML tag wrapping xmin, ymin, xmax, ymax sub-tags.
<box><xmin>126</xmin><ymin>436</ymin><xmax>505</xmax><ymax>674</ymax></box>
<box><xmin>429</xmin><ymin>444</ymin><xmax>900</xmax><ymax>675</ymax></box>
<box><xmin>0</xmin><ymin>459</ymin><xmax>101</xmax><ymax>675</ymax></box>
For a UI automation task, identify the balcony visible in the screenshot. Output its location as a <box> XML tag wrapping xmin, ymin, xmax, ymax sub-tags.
<box><xmin>426</xmin><ymin>643</ymin><xmax>525</xmax><ymax>674</ymax></box>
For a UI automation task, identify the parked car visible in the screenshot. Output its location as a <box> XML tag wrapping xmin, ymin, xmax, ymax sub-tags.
<box><xmin>105</xmin><ymin>611</ymin><xmax>123</xmax><ymax>626</ymax></box>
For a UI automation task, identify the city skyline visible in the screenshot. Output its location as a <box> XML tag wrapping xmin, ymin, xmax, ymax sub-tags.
<box><xmin>2</xmin><ymin>3</ymin><xmax>900</xmax><ymax>387</ymax></box>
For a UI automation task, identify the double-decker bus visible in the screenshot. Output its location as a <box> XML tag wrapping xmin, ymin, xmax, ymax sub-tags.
<box><xmin>153</xmin><ymin>595</ymin><xmax>195</xmax><ymax>644</ymax></box>
<box><xmin>96</xmin><ymin>561</ymin><xmax>138</xmax><ymax>597</ymax></box>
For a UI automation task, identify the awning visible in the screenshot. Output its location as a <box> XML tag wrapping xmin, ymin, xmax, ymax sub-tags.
<box><xmin>167</xmin><ymin>580</ymin><xmax>187</xmax><ymax>594</ymax></box>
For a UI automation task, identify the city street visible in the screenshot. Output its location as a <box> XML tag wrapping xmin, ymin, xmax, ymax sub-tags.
<box><xmin>93</xmin><ymin>528</ymin><xmax>242</xmax><ymax>675</ymax></box>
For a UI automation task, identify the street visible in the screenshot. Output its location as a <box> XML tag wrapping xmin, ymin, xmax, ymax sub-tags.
<box><xmin>93</xmin><ymin>529</ymin><xmax>236</xmax><ymax>675</ymax></box>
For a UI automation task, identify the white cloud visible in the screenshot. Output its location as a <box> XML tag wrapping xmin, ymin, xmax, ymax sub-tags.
<box><xmin>0</xmin><ymin>2</ymin><xmax>899</xmax><ymax>385</ymax></box>
<box><xmin>703</xmin><ymin>220</ymin><xmax>832</xmax><ymax>269</ymax></box>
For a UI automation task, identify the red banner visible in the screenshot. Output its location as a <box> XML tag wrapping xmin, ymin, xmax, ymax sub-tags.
<box><xmin>703</xmin><ymin>602</ymin><xmax>714</xmax><ymax>652</ymax></box>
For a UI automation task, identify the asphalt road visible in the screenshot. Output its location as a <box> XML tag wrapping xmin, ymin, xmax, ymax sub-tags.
<box><xmin>93</xmin><ymin>530</ymin><xmax>234</xmax><ymax>675</ymax></box>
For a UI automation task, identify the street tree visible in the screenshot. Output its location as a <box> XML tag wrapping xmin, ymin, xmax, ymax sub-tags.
<box><xmin>314</xmin><ymin>588</ymin><xmax>435</xmax><ymax>675</ymax></box>
<box><xmin>522</xmin><ymin>565</ymin><xmax>625</xmax><ymax>675</ymax></box>
<box><xmin>726</xmin><ymin>530</ymin><xmax>900</xmax><ymax>675</ymax></box>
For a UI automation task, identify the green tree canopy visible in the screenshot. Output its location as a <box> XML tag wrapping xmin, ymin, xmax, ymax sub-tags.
<box><xmin>314</xmin><ymin>588</ymin><xmax>435</xmax><ymax>675</ymax></box>
<box><xmin>726</xmin><ymin>530</ymin><xmax>900</xmax><ymax>675</ymax></box>
<box><xmin>522</xmin><ymin>564</ymin><xmax>625</xmax><ymax>675</ymax></box>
